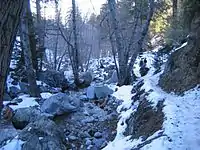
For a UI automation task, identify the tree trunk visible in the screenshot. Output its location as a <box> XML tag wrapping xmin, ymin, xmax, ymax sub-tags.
<box><xmin>128</xmin><ymin>0</ymin><xmax>155</xmax><ymax>73</ymax></box>
<box><xmin>20</xmin><ymin>0</ymin><xmax>41</xmax><ymax>97</ymax></box>
<box><xmin>36</xmin><ymin>0</ymin><xmax>46</xmax><ymax>71</ymax></box>
<box><xmin>27</xmin><ymin>0</ymin><xmax>38</xmax><ymax>71</ymax></box>
<box><xmin>108</xmin><ymin>0</ymin><xmax>129</xmax><ymax>86</ymax></box>
<box><xmin>72</xmin><ymin>0</ymin><xmax>80</xmax><ymax>85</ymax></box>
<box><xmin>0</xmin><ymin>0</ymin><xmax>24</xmax><ymax>111</ymax></box>
<box><xmin>108</xmin><ymin>0</ymin><xmax>155</xmax><ymax>86</ymax></box>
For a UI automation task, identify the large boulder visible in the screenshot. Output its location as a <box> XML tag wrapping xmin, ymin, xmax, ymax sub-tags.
<box><xmin>80</xmin><ymin>72</ymin><xmax>93</xmax><ymax>88</ymax></box>
<box><xmin>19</xmin><ymin>117</ymin><xmax>66</xmax><ymax>150</ymax></box>
<box><xmin>86</xmin><ymin>85</ymin><xmax>114</xmax><ymax>99</ymax></box>
<box><xmin>159</xmin><ymin>12</ymin><xmax>200</xmax><ymax>94</ymax></box>
<box><xmin>41</xmin><ymin>93</ymin><xmax>80</xmax><ymax>116</ymax></box>
<box><xmin>12</xmin><ymin>107</ymin><xmax>51</xmax><ymax>129</ymax></box>
<box><xmin>37</xmin><ymin>70</ymin><xmax>68</xmax><ymax>88</ymax></box>
<box><xmin>94</xmin><ymin>85</ymin><xmax>114</xmax><ymax>99</ymax></box>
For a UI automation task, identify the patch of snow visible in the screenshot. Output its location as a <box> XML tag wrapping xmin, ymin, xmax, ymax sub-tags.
<box><xmin>3</xmin><ymin>94</ymin><xmax>39</xmax><ymax>110</ymax></box>
<box><xmin>0</xmin><ymin>137</ymin><xmax>24</xmax><ymax>150</ymax></box>
<box><xmin>64</xmin><ymin>70</ymin><xmax>73</xmax><ymax>80</ymax></box>
<box><xmin>105</xmin><ymin>48</ymin><xmax>200</xmax><ymax>150</ymax></box>
<box><xmin>6</xmin><ymin>75</ymin><xmax>20</xmax><ymax>92</ymax></box>
<box><xmin>104</xmin><ymin>85</ymin><xmax>140</xmax><ymax>150</ymax></box>
<box><xmin>171</xmin><ymin>42</ymin><xmax>188</xmax><ymax>54</ymax></box>
<box><xmin>39</xmin><ymin>137</ymin><xmax>43</xmax><ymax>140</ymax></box>
<box><xmin>41</xmin><ymin>92</ymin><xmax>53</xmax><ymax>99</ymax></box>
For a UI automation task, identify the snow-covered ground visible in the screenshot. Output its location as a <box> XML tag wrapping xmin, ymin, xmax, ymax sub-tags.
<box><xmin>3</xmin><ymin>42</ymin><xmax>200</xmax><ymax>150</ymax></box>
<box><xmin>104</xmin><ymin>45</ymin><xmax>200</xmax><ymax>150</ymax></box>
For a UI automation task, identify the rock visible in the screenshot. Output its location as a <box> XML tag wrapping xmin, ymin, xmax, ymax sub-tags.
<box><xmin>79</xmin><ymin>95</ymin><xmax>88</xmax><ymax>101</ymax></box>
<box><xmin>12</xmin><ymin>107</ymin><xmax>49</xmax><ymax>129</ymax></box>
<box><xmin>19</xmin><ymin>82</ymin><xmax>29</xmax><ymax>94</ymax></box>
<box><xmin>86</xmin><ymin>85</ymin><xmax>114</xmax><ymax>99</ymax></box>
<box><xmin>139</xmin><ymin>67</ymin><xmax>149</xmax><ymax>77</ymax></box>
<box><xmin>85</xmin><ymin>139</ymin><xmax>92</xmax><ymax>146</ymax></box>
<box><xmin>19</xmin><ymin>117</ymin><xmax>66</xmax><ymax>150</ymax></box>
<box><xmin>39</xmin><ymin>85</ymin><xmax>49</xmax><ymax>93</ymax></box>
<box><xmin>41</xmin><ymin>93</ymin><xmax>80</xmax><ymax>117</ymax></box>
<box><xmin>94</xmin><ymin>132</ymin><xmax>102</xmax><ymax>138</ymax></box>
<box><xmin>92</xmin><ymin>138</ymin><xmax>106</xmax><ymax>148</ymax></box>
<box><xmin>94</xmin><ymin>85</ymin><xmax>114</xmax><ymax>99</ymax></box>
<box><xmin>3</xmin><ymin>92</ymin><xmax>12</xmax><ymax>101</ymax></box>
<box><xmin>0</xmin><ymin>128</ymin><xmax>18</xmax><ymax>147</ymax></box>
<box><xmin>80</xmin><ymin>72</ymin><xmax>93</xmax><ymax>88</ymax></box>
<box><xmin>108</xmin><ymin>71</ymin><xmax>118</xmax><ymax>83</ymax></box>
<box><xmin>86</xmin><ymin>86</ymin><xmax>95</xmax><ymax>99</ymax></box>
<box><xmin>37</xmin><ymin>70</ymin><xmax>68</xmax><ymax>88</ymax></box>
<box><xmin>9</xmin><ymin>86</ymin><xmax>21</xmax><ymax>98</ymax></box>
<box><xmin>68</xmin><ymin>135</ymin><xmax>78</xmax><ymax>141</ymax></box>
<box><xmin>11</xmin><ymin>80</ymin><xmax>18</xmax><ymax>85</ymax></box>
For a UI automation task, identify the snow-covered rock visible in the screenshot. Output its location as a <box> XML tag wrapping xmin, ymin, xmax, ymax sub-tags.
<box><xmin>41</xmin><ymin>93</ymin><xmax>80</xmax><ymax>116</ymax></box>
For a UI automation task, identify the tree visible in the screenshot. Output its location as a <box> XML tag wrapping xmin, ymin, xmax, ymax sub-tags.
<box><xmin>108</xmin><ymin>0</ymin><xmax>155</xmax><ymax>85</ymax></box>
<box><xmin>71</xmin><ymin>0</ymin><xmax>80</xmax><ymax>85</ymax></box>
<box><xmin>0</xmin><ymin>0</ymin><xmax>24</xmax><ymax>111</ymax></box>
<box><xmin>20</xmin><ymin>0</ymin><xmax>41</xmax><ymax>97</ymax></box>
<box><xmin>36</xmin><ymin>0</ymin><xmax>46</xmax><ymax>71</ymax></box>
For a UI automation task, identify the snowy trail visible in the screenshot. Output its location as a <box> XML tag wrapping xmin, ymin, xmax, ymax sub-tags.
<box><xmin>104</xmin><ymin>51</ymin><xmax>200</xmax><ymax>150</ymax></box>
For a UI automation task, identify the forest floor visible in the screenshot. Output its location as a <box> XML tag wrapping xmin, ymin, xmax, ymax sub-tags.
<box><xmin>1</xmin><ymin>43</ymin><xmax>200</xmax><ymax>150</ymax></box>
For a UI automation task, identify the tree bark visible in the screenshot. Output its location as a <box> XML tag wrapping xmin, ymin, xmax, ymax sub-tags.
<box><xmin>108</xmin><ymin>0</ymin><xmax>128</xmax><ymax>86</ymax></box>
<box><xmin>108</xmin><ymin>0</ymin><xmax>155</xmax><ymax>86</ymax></box>
<box><xmin>20</xmin><ymin>0</ymin><xmax>41</xmax><ymax>97</ymax></box>
<box><xmin>28</xmin><ymin>0</ymin><xmax>38</xmax><ymax>71</ymax></box>
<box><xmin>0</xmin><ymin>0</ymin><xmax>24</xmax><ymax>110</ymax></box>
<box><xmin>36</xmin><ymin>0</ymin><xmax>46</xmax><ymax>71</ymax></box>
<box><xmin>72</xmin><ymin>0</ymin><xmax>80</xmax><ymax>85</ymax></box>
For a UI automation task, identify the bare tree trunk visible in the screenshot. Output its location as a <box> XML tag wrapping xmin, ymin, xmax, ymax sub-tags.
<box><xmin>108</xmin><ymin>0</ymin><xmax>155</xmax><ymax>85</ymax></box>
<box><xmin>107</xmin><ymin>19</ymin><xmax>119</xmax><ymax>78</ymax></box>
<box><xmin>28</xmin><ymin>0</ymin><xmax>38</xmax><ymax>71</ymax></box>
<box><xmin>20</xmin><ymin>0</ymin><xmax>41</xmax><ymax>97</ymax></box>
<box><xmin>72</xmin><ymin>0</ymin><xmax>80</xmax><ymax>85</ymax></box>
<box><xmin>54</xmin><ymin>0</ymin><xmax>59</xmax><ymax>70</ymax></box>
<box><xmin>36</xmin><ymin>0</ymin><xmax>46</xmax><ymax>71</ymax></box>
<box><xmin>108</xmin><ymin>0</ymin><xmax>128</xmax><ymax>85</ymax></box>
<box><xmin>128</xmin><ymin>0</ymin><xmax>155</xmax><ymax>72</ymax></box>
<box><xmin>0</xmin><ymin>0</ymin><xmax>24</xmax><ymax>111</ymax></box>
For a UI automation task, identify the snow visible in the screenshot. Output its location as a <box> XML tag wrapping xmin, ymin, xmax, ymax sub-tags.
<box><xmin>0</xmin><ymin>137</ymin><xmax>24</xmax><ymax>150</ymax></box>
<box><xmin>3</xmin><ymin>94</ymin><xmax>39</xmax><ymax>111</ymax></box>
<box><xmin>104</xmin><ymin>50</ymin><xmax>200</xmax><ymax>150</ymax></box>
<box><xmin>174</xmin><ymin>42</ymin><xmax>188</xmax><ymax>52</ymax></box>
<box><xmin>103</xmin><ymin>85</ymin><xmax>140</xmax><ymax>150</ymax></box>
<box><xmin>41</xmin><ymin>92</ymin><xmax>53</xmax><ymax>99</ymax></box>
<box><xmin>6</xmin><ymin>75</ymin><xmax>20</xmax><ymax>92</ymax></box>
<box><xmin>64</xmin><ymin>70</ymin><xmax>73</xmax><ymax>80</ymax></box>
